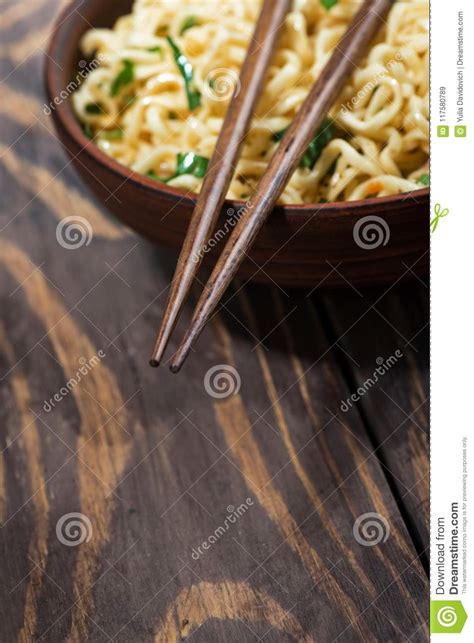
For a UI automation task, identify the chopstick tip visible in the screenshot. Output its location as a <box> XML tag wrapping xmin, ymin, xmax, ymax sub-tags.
<box><xmin>170</xmin><ymin>340</ymin><xmax>192</xmax><ymax>373</ymax></box>
<box><xmin>150</xmin><ymin>336</ymin><xmax>169</xmax><ymax>368</ymax></box>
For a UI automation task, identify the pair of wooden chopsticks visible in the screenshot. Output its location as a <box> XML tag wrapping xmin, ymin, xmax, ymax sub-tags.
<box><xmin>151</xmin><ymin>0</ymin><xmax>394</xmax><ymax>372</ymax></box>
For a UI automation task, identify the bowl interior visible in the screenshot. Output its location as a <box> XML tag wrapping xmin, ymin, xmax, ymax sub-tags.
<box><xmin>47</xmin><ymin>0</ymin><xmax>429</xmax><ymax>217</ymax></box>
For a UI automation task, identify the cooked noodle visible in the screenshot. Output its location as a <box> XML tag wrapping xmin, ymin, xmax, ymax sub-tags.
<box><xmin>73</xmin><ymin>0</ymin><xmax>429</xmax><ymax>204</ymax></box>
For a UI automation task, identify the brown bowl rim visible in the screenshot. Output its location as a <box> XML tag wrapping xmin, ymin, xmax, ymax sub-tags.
<box><xmin>45</xmin><ymin>0</ymin><xmax>430</xmax><ymax>219</ymax></box>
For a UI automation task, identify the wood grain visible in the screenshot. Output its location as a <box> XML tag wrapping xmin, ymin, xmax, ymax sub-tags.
<box><xmin>0</xmin><ymin>1</ymin><xmax>429</xmax><ymax>641</ymax></box>
<box><xmin>0</xmin><ymin>240</ymin><xmax>134</xmax><ymax>640</ymax></box>
<box><xmin>154</xmin><ymin>581</ymin><xmax>312</xmax><ymax>642</ymax></box>
<box><xmin>320</xmin><ymin>284</ymin><xmax>430</xmax><ymax>554</ymax></box>
<box><xmin>0</xmin><ymin>144</ymin><xmax>129</xmax><ymax>240</ymax></box>
<box><xmin>0</xmin><ymin>324</ymin><xmax>49</xmax><ymax>642</ymax></box>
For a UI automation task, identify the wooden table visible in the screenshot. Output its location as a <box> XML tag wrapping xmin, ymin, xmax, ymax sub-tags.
<box><xmin>0</xmin><ymin>2</ymin><xmax>429</xmax><ymax>641</ymax></box>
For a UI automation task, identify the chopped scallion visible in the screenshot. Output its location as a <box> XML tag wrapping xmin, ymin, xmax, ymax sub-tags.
<box><xmin>85</xmin><ymin>102</ymin><xmax>104</xmax><ymax>114</ymax></box>
<box><xmin>111</xmin><ymin>59</ymin><xmax>135</xmax><ymax>97</ymax></box>
<box><xmin>167</xmin><ymin>36</ymin><xmax>201</xmax><ymax>111</ymax></box>
<box><xmin>104</xmin><ymin>129</ymin><xmax>124</xmax><ymax>141</ymax></box>
<box><xmin>417</xmin><ymin>173</ymin><xmax>430</xmax><ymax>186</ymax></box>
<box><xmin>272</xmin><ymin>118</ymin><xmax>335</xmax><ymax>170</ymax></box>
<box><xmin>147</xmin><ymin>151</ymin><xmax>209</xmax><ymax>183</ymax></box>
<box><xmin>180</xmin><ymin>16</ymin><xmax>199</xmax><ymax>35</ymax></box>
<box><xmin>320</xmin><ymin>0</ymin><xmax>338</xmax><ymax>10</ymax></box>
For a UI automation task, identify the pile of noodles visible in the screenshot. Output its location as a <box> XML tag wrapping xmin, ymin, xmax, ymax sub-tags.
<box><xmin>73</xmin><ymin>0</ymin><xmax>429</xmax><ymax>204</ymax></box>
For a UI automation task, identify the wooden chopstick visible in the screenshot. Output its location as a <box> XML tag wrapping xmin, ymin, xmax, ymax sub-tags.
<box><xmin>150</xmin><ymin>0</ymin><xmax>292</xmax><ymax>367</ymax></box>
<box><xmin>170</xmin><ymin>0</ymin><xmax>395</xmax><ymax>373</ymax></box>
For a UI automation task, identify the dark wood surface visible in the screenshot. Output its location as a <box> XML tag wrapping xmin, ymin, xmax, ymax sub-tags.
<box><xmin>1</xmin><ymin>2</ymin><xmax>429</xmax><ymax>641</ymax></box>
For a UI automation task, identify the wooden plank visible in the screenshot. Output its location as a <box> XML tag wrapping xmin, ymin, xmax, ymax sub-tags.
<box><xmin>0</xmin><ymin>245</ymin><xmax>429</xmax><ymax>641</ymax></box>
<box><xmin>0</xmin><ymin>1</ymin><xmax>429</xmax><ymax>640</ymax></box>
<box><xmin>320</xmin><ymin>281</ymin><xmax>429</xmax><ymax>556</ymax></box>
